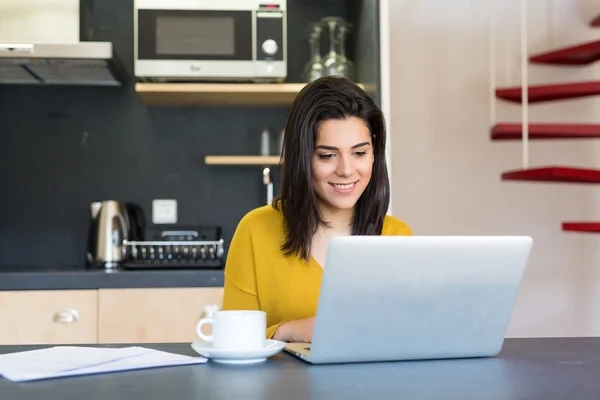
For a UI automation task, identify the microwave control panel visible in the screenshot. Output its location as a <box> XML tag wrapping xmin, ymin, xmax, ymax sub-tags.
<box><xmin>256</xmin><ymin>5</ymin><xmax>285</xmax><ymax>62</ymax></box>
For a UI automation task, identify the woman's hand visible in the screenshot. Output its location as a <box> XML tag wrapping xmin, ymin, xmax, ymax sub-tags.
<box><xmin>273</xmin><ymin>317</ymin><xmax>315</xmax><ymax>343</ymax></box>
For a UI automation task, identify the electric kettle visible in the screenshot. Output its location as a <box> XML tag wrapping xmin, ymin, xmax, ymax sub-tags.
<box><xmin>86</xmin><ymin>200</ymin><xmax>146</xmax><ymax>268</ymax></box>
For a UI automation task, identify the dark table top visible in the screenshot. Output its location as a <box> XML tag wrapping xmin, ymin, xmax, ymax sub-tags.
<box><xmin>0</xmin><ymin>266</ymin><xmax>224</xmax><ymax>290</ymax></box>
<box><xmin>0</xmin><ymin>337</ymin><xmax>598</xmax><ymax>399</ymax></box>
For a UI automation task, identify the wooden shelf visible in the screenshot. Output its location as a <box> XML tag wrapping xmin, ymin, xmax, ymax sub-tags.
<box><xmin>204</xmin><ymin>156</ymin><xmax>281</xmax><ymax>166</ymax></box>
<box><xmin>136</xmin><ymin>82</ymin><xmax>366</xmax><ymax>107</ymax></box>
<box><xmin>496</xmin><ymin>81</ymin><xmax>600</xmax><ymax>103</ymax></box>
<box><xmin>501</xmin><ymin>166</ymin><xmax>600</xmax><ymax>184</ymax></box>
<box><xmin>491</xmin><ymin>123</ymin><xmax>600</xmax><ymax>140</ymax></box>
<box><xmin>591</xmin><ymin>14</ymin><xmax>600</xmax><ymax>27</ymax></box>
<box><xmin>529</xmin><ymin>39</ymin><xmax>600</xmax><ymax>65</ymax></box>
<box><xmin>562</xmin><ymin>222</ymin><xmax>600</xmax><ymax>233</ymax></box>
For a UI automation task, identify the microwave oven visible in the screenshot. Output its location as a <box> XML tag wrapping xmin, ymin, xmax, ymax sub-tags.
<box><xmin>134</xmin><ymin>0</ymin><xmax>287</xmax><ymax>83</ymax></box>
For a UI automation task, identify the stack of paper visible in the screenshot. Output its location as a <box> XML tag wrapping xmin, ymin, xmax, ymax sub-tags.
<box><xmin>0</xmin><ymin>346</ymin><xmax>207</xmax><ymax>382</ymax></box>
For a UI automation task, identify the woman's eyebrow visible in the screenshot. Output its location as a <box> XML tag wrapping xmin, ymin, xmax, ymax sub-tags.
<box><xmin>315</xmin><ymin>142</ymin><xmax>371</xmax><ymax>151</ymax></box>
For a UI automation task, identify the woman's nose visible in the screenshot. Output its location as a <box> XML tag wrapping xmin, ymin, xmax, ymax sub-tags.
<box><xmin>336</xmin><ymin>155</ymin><xmax>353</xmax><ymax>177</ymax></box>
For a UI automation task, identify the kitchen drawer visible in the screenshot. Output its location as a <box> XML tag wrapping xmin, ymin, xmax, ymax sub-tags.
<box><xmin>0</xmin><ymin>290</ymin><xmax>98</xmax><ymax>345</ymax></box>
<box><xmin>98</xmin><ymin>287</ymin><xmax>223</xmax><ymax>343</ymax></box>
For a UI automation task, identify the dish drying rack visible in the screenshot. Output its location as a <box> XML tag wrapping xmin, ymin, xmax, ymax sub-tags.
<box><xmin>121</xmin><ymin>227</ymin><xmax>225</xmax><ymax>269</ymax></box>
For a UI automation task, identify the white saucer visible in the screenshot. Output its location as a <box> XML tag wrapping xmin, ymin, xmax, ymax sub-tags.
<box><xmin>191</xmin><ymin>339</ymin><xmax>286</xmax><ymax>365</ymax></box>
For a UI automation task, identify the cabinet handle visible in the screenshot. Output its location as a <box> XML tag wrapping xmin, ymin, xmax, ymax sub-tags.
<box><xmin>200</xmin><ymin>304</ymin><xmax>220</xmax><ymax>318</ymax></box>
<box><xmin>53</xmin><ymin>308</ymin><xmax>80</xmax><ymax>324</ymax></box>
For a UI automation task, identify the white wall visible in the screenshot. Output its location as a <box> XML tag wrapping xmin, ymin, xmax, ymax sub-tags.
<box><xmin>388</xmin><ymin>0</ymin><xmax>600</xmax><ymax>337</ymax></box>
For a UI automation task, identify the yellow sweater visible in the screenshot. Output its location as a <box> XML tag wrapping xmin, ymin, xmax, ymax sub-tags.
<box><xmin>221</xmin><ymin>204</ymin><xmax>413</xmax><ymax>338</ymax></box>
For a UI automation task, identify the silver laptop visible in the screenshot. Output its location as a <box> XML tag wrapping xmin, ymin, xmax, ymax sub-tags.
<box><xmin>284</xmin><ymin>235</ymin><xmax>533</xmax><ymax>364</ymax></box>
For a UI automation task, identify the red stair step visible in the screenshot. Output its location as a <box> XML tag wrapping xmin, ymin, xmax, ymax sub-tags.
<box><xmin>529</xmin><ymin>39</ymin><xmax>600</xmax><ymax>65</ymax></box>
<box><xmin>501</xmin><ymin>166</ymin><xmax>600</xmax><ymax>183</ymax></box>
<box><xmin>562</xmin><ymin>222</ymin><xmax>600</xmax><ymax>233</ymax></box>
<box><xmin>496</xmin><ymin>81</ymin><xmax>600</xmax><ymax>103</ymax></box>
<box><xmin>492</xmin><ymin>123</ymin><xmax>600</xmax><ymax>140</ymax></box>
<box><xmin>591</xmin><ymin>14</ymin><xmax>600</xmax><ymax>27</ymax></box>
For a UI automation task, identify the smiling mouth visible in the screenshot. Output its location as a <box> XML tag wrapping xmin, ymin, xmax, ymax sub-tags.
<box><xmin>329</xmin><ymin>181</ymin><xmax>358</xmax><ymax>193</ymax></box>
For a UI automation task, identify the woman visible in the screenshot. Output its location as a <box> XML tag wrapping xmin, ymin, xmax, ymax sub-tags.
<box><xmin>222</xmin><ymin>76</ymin><xmax>412</xmax><ymax>342</ymax></box>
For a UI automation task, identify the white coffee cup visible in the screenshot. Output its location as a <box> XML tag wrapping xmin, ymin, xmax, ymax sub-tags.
<box><xmin>196</xmin><ymin>310</ymin><xmax>266</xmax><ymax>350</ymax></box>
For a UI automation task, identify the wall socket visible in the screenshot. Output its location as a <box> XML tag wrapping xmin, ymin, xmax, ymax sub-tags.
<box><xmin>152</xmin><ymin>199</ymin><xmax>177</xmax><ymax>224</ymax></box>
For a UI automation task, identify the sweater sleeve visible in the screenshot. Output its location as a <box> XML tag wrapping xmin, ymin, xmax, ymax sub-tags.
<box><xmin>221</xmin><ymin>214</ymin><xmax>284</xmax><ymax>339</ymax></box>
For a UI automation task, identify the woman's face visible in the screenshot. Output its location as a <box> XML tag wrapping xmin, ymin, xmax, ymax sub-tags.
<box><xmin>312</xmin><ymin>116</ymin><xmax>374</xmax><ymax>213</ymax></box>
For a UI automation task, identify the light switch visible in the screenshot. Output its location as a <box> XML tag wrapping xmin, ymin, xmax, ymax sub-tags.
<box><xmin>152</xmin><ymin>199</ymin><xmax>177</xmax><ymax>224</ymax></box>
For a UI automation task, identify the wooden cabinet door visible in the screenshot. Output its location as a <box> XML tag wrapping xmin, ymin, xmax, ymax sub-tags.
<box><xmin>0</xmin><ymin>290</ymin><xmax>98</xmax><ymax>345</ymax></box>
<box><xmin>98</xmin><ymin>287</ymin><xmax>223</xmax><ymax>343</ymax></box>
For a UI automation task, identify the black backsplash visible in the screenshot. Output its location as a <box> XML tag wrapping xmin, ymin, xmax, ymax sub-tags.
<box><xmin>0</xmin><ymin>0</ymin><xmax>352</xmax><ymax>269</ymax></box>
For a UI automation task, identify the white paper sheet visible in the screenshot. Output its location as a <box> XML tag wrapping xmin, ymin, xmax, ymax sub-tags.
<box><xmin>0</xmin><ymin>346</ymin><xmax>207</xmax><ymax>382</ymax></box>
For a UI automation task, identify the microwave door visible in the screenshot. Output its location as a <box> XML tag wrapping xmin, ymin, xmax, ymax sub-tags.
<box><xmin>137</xmin><ymin>9</ymin><xmax>253</xmax><ymax>61</ymax></box>
<box><xmin>136</xmin><ymin>9</ymin><xmax>254</xmax><ymax>80</ymax></box>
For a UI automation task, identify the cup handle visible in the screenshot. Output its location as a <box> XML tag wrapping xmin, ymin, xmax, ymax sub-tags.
<box><xmin>196</xmin><ymin>317</ymin><xmax>213</xmax><ymax>342</ymax></box>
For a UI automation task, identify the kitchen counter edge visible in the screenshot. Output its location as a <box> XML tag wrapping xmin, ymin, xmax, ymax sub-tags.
<box><xmin>0</xmin><ymin>268</ymin><xmax>224</xmax><ymax>291</ymax></box>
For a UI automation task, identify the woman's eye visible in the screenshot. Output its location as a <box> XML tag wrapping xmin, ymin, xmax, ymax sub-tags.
<box><xmin>318</xmin><ymin>153</ymin><xmax>335</xmax><ymax>160</ymax></box>
<box><xmin>354</xmin><ymin>151</ymin><xmax>367</xmax><ymax>157</ymax></box>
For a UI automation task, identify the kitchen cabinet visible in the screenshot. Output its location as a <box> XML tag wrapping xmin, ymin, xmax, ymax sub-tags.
<box><xmin>98</xmin><ymin>288</ymin><xmax>223</xmax><ymax>344</ymax></box>
<box><xmin>0</xmin><ymin>290</ymin><xmax>98</xmax><ymax>345</ymax></box>
<box><xmin>0</xmin><ymin>287</ymin><xmax>223</xmax><ymax>345</ymax></box>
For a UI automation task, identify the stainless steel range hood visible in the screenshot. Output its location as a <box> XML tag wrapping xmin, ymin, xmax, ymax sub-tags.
<box><xmin>0</xmin><ymin>0</ymin><xmax>126</xmax><ymax>86</ymax></box>
<box><xmin>0</xmin><ymin>42</ymin><xmax>125</xmax><ymax>86</ymax></box>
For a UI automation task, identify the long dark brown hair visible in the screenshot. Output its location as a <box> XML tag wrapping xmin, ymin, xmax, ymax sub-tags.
<box><xmin>273</xmin><ymin>76</ymin><xmax>390</xmax><ymax>261</ymax></box>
